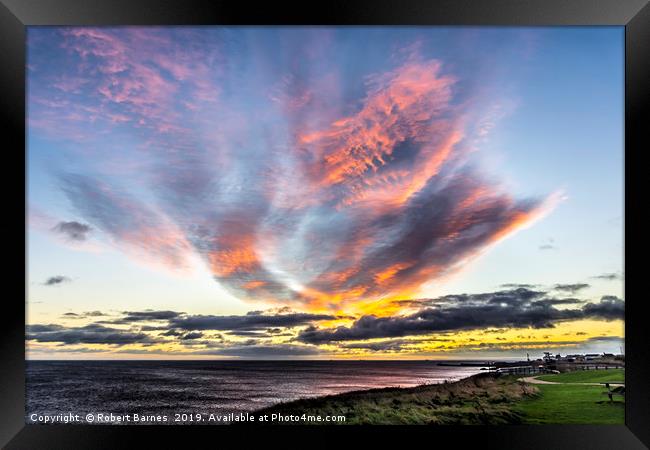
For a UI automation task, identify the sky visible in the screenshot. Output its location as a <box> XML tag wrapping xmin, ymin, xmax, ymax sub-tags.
<box><xmin>26</xmin><ymin>26</ymin><xmax>624</xmax><ymax>360</ymax></box>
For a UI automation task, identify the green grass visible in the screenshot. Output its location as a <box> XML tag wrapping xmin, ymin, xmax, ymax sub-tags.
<box><xmin>514</xmin><ymin>383</ymin><xmax>624</xmax><ymax>424</ymax></box>
<box><xmin>249</xmin><ymin>371</ymin><xmax>625</xmax><ymax>425</ymax></box>
<box><xmin>536</xmin><ymin>369</ymin><xmax>624</xmax><ymax>384</ymax></box>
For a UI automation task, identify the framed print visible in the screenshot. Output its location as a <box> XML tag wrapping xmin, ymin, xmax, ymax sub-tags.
<box><xmin>1</xmin><ymin>0</ymin><xmax>648</xmax><ymax>448</ymax></box>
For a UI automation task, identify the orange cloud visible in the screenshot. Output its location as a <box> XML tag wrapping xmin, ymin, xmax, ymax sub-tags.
<box><xmin>44</xmin><ymin>34</ymin><xmax>558</xmax><ymax>313</ymax></box>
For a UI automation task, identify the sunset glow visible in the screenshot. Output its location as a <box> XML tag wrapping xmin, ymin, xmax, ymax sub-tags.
<box><xmin>27</xmin><ymin>27</ymin><xmax>623</xmax><ymax>359</ymax></box>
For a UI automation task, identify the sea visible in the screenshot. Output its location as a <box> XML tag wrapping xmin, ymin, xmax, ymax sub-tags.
<box><xmin>26</xmin><ymin>360</ymin><xmax>483</xmax><ymax>424</ymax></box>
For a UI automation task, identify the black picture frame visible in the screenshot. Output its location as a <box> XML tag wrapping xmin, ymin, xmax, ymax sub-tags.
<box><xmin>1</xmin><ymin>0</ymin><xmax>647</xmax><ymax>448</ymax></box>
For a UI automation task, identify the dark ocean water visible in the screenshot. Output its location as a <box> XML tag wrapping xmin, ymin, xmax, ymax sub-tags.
<box><xmin>26</xmin><ymin>360</ymin><xmax>482</xmax><ymax>424</ymax></box>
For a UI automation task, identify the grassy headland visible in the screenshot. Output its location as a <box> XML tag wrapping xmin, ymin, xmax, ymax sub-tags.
<box><xmin>256</xmin><ymin>373</ymin><xmax>537</xmax><ymax>425</ymax></box>
<box><xmin>254</xmin><ymin>370</ymin><xmax>624</xmax><ymax>425</ymax></box>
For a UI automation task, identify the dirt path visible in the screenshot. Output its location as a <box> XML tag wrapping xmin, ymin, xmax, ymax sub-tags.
<box><xmin>518</xmin><ymin>376</ymin><xmax>623</xmax><ymax>386</ymax></box>
<box><xmin>519</xmin><ymin>376</ymin><xmax>557</xmax><ymax>384</ymax></box>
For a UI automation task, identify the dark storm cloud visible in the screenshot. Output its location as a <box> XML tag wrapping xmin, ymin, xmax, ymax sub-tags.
<box><xmin>584</xmin><ymin>335</ymin><xmax>624</xmax><ymax>343</ymax></box>
<box><xmin>500</xmin><ymin>283</ymin><xmax>539</xmax><ymax>289</ymax></box>
<box><xmin>62</xmin><ymin>311</ymin><xmax>107</xmax><ymax>319</ymax></box>
<box><xmin>160</xmin><ymin>329</ymin><xmax>183</xmax><ymax>336</ymax></box>
<box><xmin>592</xmin><ymin>273</ymin><xmax>622</xmax><ymax>281</ymax></box>
<box><xmin>169</xmin><ymin>311</ymin><xmax>337</xmax><ymax>331</ymax></box>
<box><xmin>26</xmin><ymin>324</ymin><xmax>65</xmax><ymax>333</ymax></box>
<box><xmin>100</xmin><ymin>310</ymin><xmax>184</xmax><ymax>324</ymax></box>
<box><xmin>180</xmin><ymin>331</ymin><xmax>204</xmax><ymax>340</ymax></box>
<box><xmin>297</xmin><ymin>289</ymin><xmax>625</xmax><ymax>344</ymax></box>
<box><xmin>120</xmin><ymin>310</ymin><xmax>183</xmax><ymax>322</ymax></box>
<box><xmin>226</xmin><ymin>330</ymin><xmax>274</xmax><ymax>337</ymax></box>
<box><xmin>408</xmin><ymin>287</ymin><xmax>547</xmax><ymax>308</ymax></box>
<box><xmin>36</xmin><ymin>309</ymin><xmax>335</xmax><ymax>341</ymax></box>
<box><xmin>553</xmin><ymin>283</ymin><xmax>590</xmax><ymax>294</ymax></box>
<box><xmin>139</xmin><ymin>325</ymin><xmax>168</xmax><ymax>331</ymax></box>
<box><xmin>482</xmin><ymin>328</ymin><xmax>508</xmax><ymax>334</ymax></box>
<box><xmin>43</xmin><ymin>275</ymin><xmax>71</xmax><ymax>286</ymax></box>
<box><xmin>581</xmin><ymin>296</ymin><xmax>625</xmax><ymax>320</ymax></box>
<box><xmin>26</xmin><ymin>323</ymin><xmax>156</xmax><ymax>345</ymax></box>
<box><xmin>52</xmin><ymin>221</ymin><xmax>92</xmax><ymax>241</ymax></box>
<box><xmin>533</xmin><ymin>298</ymin><xmax>584</xmax><ymax>306</ymax></box>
